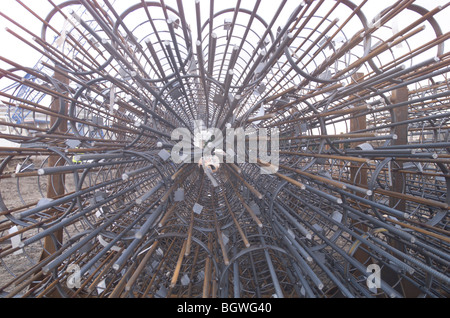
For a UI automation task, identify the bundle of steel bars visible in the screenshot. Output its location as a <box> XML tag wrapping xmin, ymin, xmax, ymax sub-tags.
<box><xmin>0</xmin><ymin>0</ymin><xmax>449</xmax><ymax>298</ymax></box>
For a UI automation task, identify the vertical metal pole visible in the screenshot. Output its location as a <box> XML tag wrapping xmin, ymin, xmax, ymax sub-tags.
<box><xmin>41</xmin><ymin>65</ymin><xmax>69</xmax><ymax>259</ymax></box>
<box><xmin>232</xmin><ymin>240</ymin><xmax>240</xmax><ymax>298</ymax></box>
<box><xmin>348</xmin><ymin>73</ymin><xmax>371</xmax><ymax>269</ymax></box>
<box><xmin>29</xmin><ymin>65</ymin><xmax>69</xmax><ymax>297</ymax></box>
<box><xmin>388</xmin><ymin>87</ymin><xmax>421</xmax><ymax>298</ymax></box>
<box><xmin>390</xmin><ymin>87</ymin><xmax>409</xmax><ymax>212</ymax></box>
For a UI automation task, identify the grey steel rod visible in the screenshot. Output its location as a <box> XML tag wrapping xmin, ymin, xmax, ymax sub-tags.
<box><xmin>0</xmin><ymin>0</ymin><xmax>449</xmax><ymax>299</ymax></box>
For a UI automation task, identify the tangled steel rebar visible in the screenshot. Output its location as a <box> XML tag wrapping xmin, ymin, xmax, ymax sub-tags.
<box><xmin>0</xmin><ymin>0</ymin><xmax>449</xmax><ymax>298</ymax></box>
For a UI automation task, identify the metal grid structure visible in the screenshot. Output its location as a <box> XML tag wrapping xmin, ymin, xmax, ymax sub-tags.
<box><xmin>0</xmin><ymin>0</ymin><xmax>449</xmax><ymax>298</ymax></box>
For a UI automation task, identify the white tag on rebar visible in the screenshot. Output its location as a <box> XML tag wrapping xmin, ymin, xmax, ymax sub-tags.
<box><xmin>158</xmin><ymin>149</ymin><xmax>171</xmax><ymax>161</ymax></box>
<box><xmin>156</xmin><ymin>248</ymin><xmax>164</xmax><ymax>257</ymax></box>
<box><xmin>287</xmin><ymin>228</ymin><xmax>295</xmax><ymax>240</ymax></box>
<box><xmin>174</xmin><ymin>188</ymin><xmax>185</xmax><ymax>202</ymax></box>
<box><xmin>332</xmin><ymin>211</ymin><xmax>343</xmax><ymax>223</ymax></box>
<box><xmin>300</xmin><ymin>286</ymin><xmax>306</xmax><ymax>296</ymax></box>
<box><xmin>96</xmin><ymin>207</ymin><xmax>104</xmax><ymax>218</ymax></box>
<box><xmin>221</xmin><ymin>233</ymin><xmax>229</xmax><ymax>246</ymax></box>
<box><xmin>9</xmin><ymin>226</ymin><xmax>23</xmax><ymax>255</ymax></box>
<box><xmin>197</xmin><ymin>270</ymin><xmax>205</xmax><ymax>282</ymax></box>
<box><xmin>193</xmin><ymin>203</ymin><xmax>203</xmax><ymax>215</ymax></box>
<box><xmin>312</xmin><ymin>223</ymin><xmax>323</xmax><ymax>234</ymax></box>
<box><xmin>109</xmin><ymin>85</ymin><xmax>116</xmax><ymax>114</ymax></box>
<box><xmin>356</xmin><ymin>143</ymin><xmax>373</xmax><ymax>151</ymax></box>
<box><xmin>96</xmin><ymin>279</ymin><xmax>106</xmax><ymax>294</ymax></box>
<box><xmin>181</xmin><ymin>274</ymin><xmax>190</xmax><ymax>286</ymax></box>
<box><xmin>55</xmin><ymin>19</ymin><xmax>70</xmax><ymax>48</ymax></box>
<box><xmin>66</xmin><ymin>139</ymin><xmax>81</xmax><ymax>148</ymax></box>
<box><xmin>37</xmin><ymin>198</ymin><xmax>54</xmax><ymax>208</ymax></box>
<box><xmin>155</xmin><ymin>285</ymin><xmax>168</xmax><ymax>298</ymax></box>
<box><xmin>98</xmin><ymin>235</ymin><xmax>121</xmax><ymax>252</ymax></box>
<box><xmin>249</xmin><ymin>202</ymin><xmax>261</xmax><ymax>215</ymax></box>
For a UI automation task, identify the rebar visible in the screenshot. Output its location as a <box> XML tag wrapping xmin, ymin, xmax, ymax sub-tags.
<box><xmin>0</xmin><ymin>0</ymin><xmax>449</xmax><ymax>298</ymax></box>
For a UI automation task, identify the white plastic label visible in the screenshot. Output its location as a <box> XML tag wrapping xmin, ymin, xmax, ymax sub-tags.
<box><xmin>193</xmin><ymin>203</ymin><xmax>203</xmax><ymax>215</ymax></box>
<box><xmin>9</xmin><ymin>226</ymin><xmax>23</xmax><ymax>255</ymax></box>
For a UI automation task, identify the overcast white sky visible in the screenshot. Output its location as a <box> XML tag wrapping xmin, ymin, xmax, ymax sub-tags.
<box><xmin>0</xmin><ymin>0</ymin><xmax>448</xmax><ymax>71</ymax></box>
<box><xmin>0</xmin><ymin>0</ymin><xmax>448</xmax><ymax>147</ymax></box>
